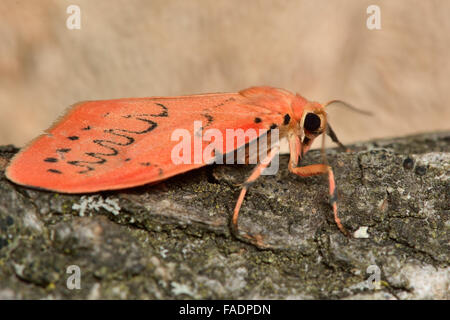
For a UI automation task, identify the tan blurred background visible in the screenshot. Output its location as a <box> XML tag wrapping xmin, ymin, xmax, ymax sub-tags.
<box><xmin>1</xmin><ymin>0</ymin><xmax>449</xmax><ymax>149</ymax></box>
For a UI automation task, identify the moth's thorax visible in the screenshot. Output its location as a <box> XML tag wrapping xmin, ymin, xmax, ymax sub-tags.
<box><xmin>290</xmin><ymin>94</ymin><xmax>309</xmax><ymax>121</ymax></box>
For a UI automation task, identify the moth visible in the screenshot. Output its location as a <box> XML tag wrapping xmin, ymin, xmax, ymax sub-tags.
<box><xmin>6</xmin><ymin>86</ymin><xmax>357</xmax><ymax>242</ymax></box>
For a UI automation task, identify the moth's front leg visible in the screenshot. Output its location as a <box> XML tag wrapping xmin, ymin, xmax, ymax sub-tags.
<box><xmin>287</xmin><ymin>134</ymin><xmax>351</xmax><ymax>237</ymax></box>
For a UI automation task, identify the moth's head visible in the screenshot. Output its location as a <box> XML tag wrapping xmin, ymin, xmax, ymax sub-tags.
<box><xmin>291</xmin><ymin>94</ymin><xmax>328</xmax><ymax>139</ymax></box>
<box><xmin>300</xmin><ymin>102</ymin><xmax>327</xmax><ymax>139</ymax></box>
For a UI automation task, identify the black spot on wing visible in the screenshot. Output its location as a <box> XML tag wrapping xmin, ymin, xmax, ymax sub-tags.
<box><xmin>130</xmin><ymin>103</ymin><xmax>168</xmax><ymax>118</ymax></box>
<box><xmin>195</xmin><ymin>126</ymin><xmax>203</xmax><ymax>137</ymax></box>
<box><xmin>152</xmin><ymin>103</ymin><xmax>168</xmax><ymax>117</ymax></box>
<box><xmin>254</xmin><ymin>117</ymin><xmax>262</xmax><ymax>123</ymax></box>
<box><xmin>201</xmin><ymin>113</ymin><xmax>214</xmax><ymax>127</ymax></box>
<box><xmin>61</xmin><ymin>106</ymin><xmax>167</xmax><ymax>174</ymax></box>
<box><xmin>47</xmin><ymin>169</ymin><xmax>62</xmax><ymax>174</ymax></box>
<box><xmin>283</xmin><ymin>114</ymin><xmax>291</xmax><ymax>125</ymax></box>
<box><xmin>210</xmin><ymin>97</ymin><xmax>236</xmax><ymax>108</ymax></box>
<box><xmin>66</xmin><ymin>142</ymin><xmax>117</xmax><ymax>174</ymax></box>
<box><xmin>44</xmin><ymin>157</ymin><xmax>58</xmax><ymax>163</ymax></box>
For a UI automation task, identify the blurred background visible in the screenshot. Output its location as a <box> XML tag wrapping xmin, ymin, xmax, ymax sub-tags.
<box><xmin>0</xmin><ymin>0</ymin><xmax>449</xmax><ymax>149</ymax></box>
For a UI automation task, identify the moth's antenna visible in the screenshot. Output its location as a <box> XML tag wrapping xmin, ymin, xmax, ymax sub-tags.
<box><xmin>324</xmin><ymin>100</ymin><xmax>373</xmax><ymax>116</ymax></box>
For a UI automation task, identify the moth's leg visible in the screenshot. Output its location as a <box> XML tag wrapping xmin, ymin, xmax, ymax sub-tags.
<box><xmin>290</xmin><ymin>163</ymin><xmax>350</xmax><ymax>236</ymax></box>
<box><xmin>288</xmin><ymin>134</ymin><xmax>351</xmax><ymax>237</ymax></box>
<box><xmin>231</xmin><ymin>145</ymin><xmax>280</xmax><ymax>246</ymax></box>
<box><xmin>327</xmin><ymin>124</ymin><xmax>350</xmax><ymax>152</ymax></box>
<box><xmin>300</xmin><ymin>136</ymin><xmax>313</xmax><ymax>158</ymax></box>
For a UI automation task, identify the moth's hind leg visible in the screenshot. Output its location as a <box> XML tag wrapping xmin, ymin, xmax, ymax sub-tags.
<box><xmin>231</xmin><ymin>146</ymin><xmax>279</xmax><ymax>247</ymax></box>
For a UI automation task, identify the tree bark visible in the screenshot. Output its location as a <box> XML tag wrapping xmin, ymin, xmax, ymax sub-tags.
<box><xmin>0</xmin><ymin>131</ymin><xmax>448</xmax><ymax>299</ymax></box>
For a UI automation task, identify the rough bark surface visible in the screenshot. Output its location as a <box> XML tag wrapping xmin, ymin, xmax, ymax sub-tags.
<box><xmin>0</xmin><ymin>131</ymin><xmax>448</xmax><ymax>299</ymax></box>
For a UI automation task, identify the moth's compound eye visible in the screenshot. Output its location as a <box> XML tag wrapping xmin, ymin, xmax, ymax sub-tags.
<box><xmin>304</xmin><ymin>113</ymin><xmax>321</xmax><ymax>132</ymax></box>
